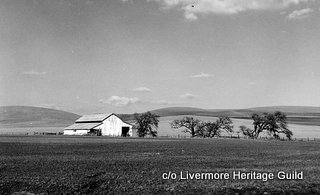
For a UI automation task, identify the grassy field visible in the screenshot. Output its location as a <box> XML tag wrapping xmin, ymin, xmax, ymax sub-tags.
<box><xmin>1</xmin><ymin>136</ymin><xmax>320</xmax><ymax>194</ymax></box>
<box><xmin>157</xmin><ymin>116</ymin><xmax>320</xmax><ymax>138</ymax></box>
<box><xmin>0</xmin><ymin>127</ymin><xmax>64</xmax><ymax>135</ymax></box>
<box><xmin>2</xmin><ymin>115</ymin><xmax>320</xmax><ymax>139</ymax></box>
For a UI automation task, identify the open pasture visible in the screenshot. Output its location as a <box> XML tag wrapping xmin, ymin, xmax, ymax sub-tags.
<box><xmin>0</xmin><ymin>136</ymin><xmax>320</xmax><ymax>194</ymax></box>
<box><xmin>0</xmin><ymin>127</ymin><xmax>64</xmax><ymax>135</ymax></box>
<box><xmin>157</xmin><ymin>115</ymin><xmax>320</xmax><ymax>138</ymax></box>
<box><xmin>2</xmin><ymin>115</ymin><xmax>320</xmax><ymax>139</ymax></box>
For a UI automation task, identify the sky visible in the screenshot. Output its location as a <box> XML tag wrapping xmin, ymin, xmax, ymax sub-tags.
<box><xmin>0</xmin><ymin>0</ymin><xmax>320</xmax><ymax>114</ymax></box>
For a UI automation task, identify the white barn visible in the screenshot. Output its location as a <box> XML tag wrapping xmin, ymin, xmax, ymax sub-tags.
<box><xmin>64</xmin><ymin>113</ymin><xmax>133</xmax><ymax>136</ymax></box>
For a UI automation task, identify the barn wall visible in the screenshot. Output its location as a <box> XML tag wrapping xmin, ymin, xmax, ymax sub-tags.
<box><xmin>99</xmin><ymin>114</ymin><xmax>132</xmax><ymax>136</ymax></box>
<box><xmin>63</xmin><ymin>130</ymin><xmax>89</xmax><ymax>135</ymax></box>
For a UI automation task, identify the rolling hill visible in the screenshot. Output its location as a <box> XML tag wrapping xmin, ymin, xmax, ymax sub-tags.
<box><xmin>149</xmin><ymin>107</ymin><xmax>209</xmax><ymax>116</ymax></box>
<box><xmin>150</xmin><ymin>106</ymin><xmax>320</xmax><ymax>117</ymax></box>
<box><xmin>1</xmin><ymin>105</ymin><xmax>320</xmax><ymax>129</ymax></box>
<box><xmin>0</xmin><ymin>106</ymin><xmax>80</xmax><ymax>128</ymax></box>
<box><xmin>120</xmin><ymin>106</ymin><xmax>320</xmax><ymax>126</ymax></box>
<box><xmin>148</xmin><ymin>106</ymin><xmax>320</xmax><ymax>126</ymax></box>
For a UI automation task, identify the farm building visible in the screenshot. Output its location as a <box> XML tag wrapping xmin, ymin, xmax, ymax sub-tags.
<box><xmin>64</xmin><ymin>113</ymin><xmax>133</xmax><ymax>136</ymax></box>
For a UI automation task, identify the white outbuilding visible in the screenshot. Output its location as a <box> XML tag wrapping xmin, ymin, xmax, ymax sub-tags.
<box><xmin>64</xmin><ymin>113</ymin><xmax>133</xmax><ymax>136</ymax></box>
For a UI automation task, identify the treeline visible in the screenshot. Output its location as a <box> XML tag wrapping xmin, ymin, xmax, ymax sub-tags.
<box><xmin>133</xmin><ymin>111</ymin><xmax>293</xmax><ymax>140</ymax></box>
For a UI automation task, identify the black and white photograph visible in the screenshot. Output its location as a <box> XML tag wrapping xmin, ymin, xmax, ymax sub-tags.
<box><xmin>1</xmin><ymin>0</ymin><xmax>320</xmax><ymax>194</ymax></box>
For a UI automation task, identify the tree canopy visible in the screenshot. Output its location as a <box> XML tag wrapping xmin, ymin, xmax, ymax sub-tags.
<box><xmin>239</xmin><ymin>111</ymin><xmax>293</xmax><ymax>140</ymax></box>
<box><xmin>134</xmin><ymin>112</ymin><xmax>159</xmax><ymax>137</ymax></box>
<box><xmin>171</xmin><ymin>116</ymin><xmax>233</xmax><ymax>138</ymax></box>
<box><xmin>171</xmin><ymin>117</ymin><xmax>200</xmax><ymax>137</ymax></box>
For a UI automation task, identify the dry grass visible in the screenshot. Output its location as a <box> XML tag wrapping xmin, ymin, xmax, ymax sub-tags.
<box><xmin>0</xmin><ymin>136</ymin><xmax>320</xmax><ymax>194</ymax></box>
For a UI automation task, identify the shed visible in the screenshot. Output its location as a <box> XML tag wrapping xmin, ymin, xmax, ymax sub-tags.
<box><xmin>64</xmin><ymin>113</ymin><xmax>133</xmax><ymax>136</ymax></box>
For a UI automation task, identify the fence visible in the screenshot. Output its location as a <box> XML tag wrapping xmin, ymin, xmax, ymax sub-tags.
<box><xmin>158</xmin><ymin>134</ymin><xmax>320</xmax><ymax>142</ymax></box>
<box><xmin>0</xmin><ymin>131</ymin><xmax>63</xmax><ymax>136</ymax></box>
<box><xmin>1</xmin><ymin>131</ymin><xmax>320</xmax><ymax>142</ymax></box>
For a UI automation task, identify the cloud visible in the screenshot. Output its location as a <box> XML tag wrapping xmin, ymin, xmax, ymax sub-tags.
<box><xmin>100</xmin><ymin>95</ymin><xmax>183</xmax><ymax>106</ymax></box>
<box><xmin>100</xmin><ymin>96</ymin><xmax>140</xmax><ymax>107</ymax></box>
<box><xmin>21</xmin><ymin>70</ymin><xmax>47</xmax><ymax>76</ymax></box>
<box><xmin>287</xmin><ymin>8</ymin><xmax>313</xmax><ymax>19</ymax></box>
<box><xmin>149</xmin><ymin>100</ymin><xmax>184</xmax><ymax>105</ymax></box>
<box><xmin>130</xmin><ymin>0</ymin><xmax>311</xmax><ymax>20</ymax></box>
<box><xmin>39</xmin><ymin>103</ymin><xmax>61</xmax><ymax>110</ymax></box>
<box><xmin>190</xmin><ymin>72</ymin><xmax>213</xmax><ymax>78</ymax></box>
<box><xmin>184</xmin><ymin>12</ymin><xmax>198</xmax><ymax>20</ymax></box>
<box><xmin>179</xmin><ymin>93</ymin><xmax>197</xmax><ymax>99</ymax></box>
<box><xmin>132</xmin><ymin>87</ymin><xmax>151</xmax><ymax>92</ymax></box>
<box><xmin>146</xmin><ymin>99</ymin><xmax>183</xmax><ymax>105</ymax></box>
<box><xmin>120</xmin><ymin>0</ymin><xmax>134</xmax><ymax>3</ymax></box>
<box><xmin>248</xmin><ymin>81</ymin><xmax>257</xmax><ymax>85</ymax></box>
<box><xmin>150</xmin><ymin>100</ymin><xmax>173</xmax><ymax>105</ymax></box>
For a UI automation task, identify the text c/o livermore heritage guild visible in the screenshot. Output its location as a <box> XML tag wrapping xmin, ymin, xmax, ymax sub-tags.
<box><xmin>162</xmin><ymin>171</ymin><xmax>303</xmax><ymax>181</ymax></box>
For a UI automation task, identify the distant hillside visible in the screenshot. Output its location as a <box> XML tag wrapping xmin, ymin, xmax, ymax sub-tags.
<box><xmin>205</xmin><ymin>106</ymin><xmax>320</xmax><ymax>117</ymax></box>
<box><xmin>0</xmin><ymin>106</ymin><xmax>80</xmax><ymax>128</ymax></box>
<box><xmin>147</xmin><ymin>106</ymin><xmax>320</xmax><ymax>126</ymax></box>
<box><xmin>150</xmin><ymin>107</ymin><xmax>209</xmax><ymax>117</ymax></box>
<box><xmin>118</xmin><ymin>107</ymin><xmax>210</xmax><ymax>122</ymax></box>
<box><xmin>2</xmin><ymin>105</ymin><xmax>320</xmax><ymax>128</ymax></box>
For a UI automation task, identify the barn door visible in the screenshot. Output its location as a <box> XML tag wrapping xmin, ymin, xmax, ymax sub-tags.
<box><xmin>121</xmin><ymin>127</ymin><xmax>130</xmax><ymax>137</ymax></box>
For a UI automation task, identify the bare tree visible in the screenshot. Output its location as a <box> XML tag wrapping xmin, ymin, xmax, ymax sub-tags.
<box><xmin>198</xmin><ymin>117</ymin><xmax>233</xmax><ymax>138</ymax></box>
<box><xmin>171</xmin><ymin>116</ymin><xmax>233</xmax><ymax>138</ymax></box>
<box><xmin>239</xmin><ymin>111</ymin><xmax>293</xmax><ymax>140</ymax></box>
<box><xmin>171</xmin><ymin>117</ymin><xmax>200</xmax><ymax>137</ymax></box>
<box><xmin>239</xmin><ymin>125</ymin><xmax>255</xmax><ymax>138</ymax></box>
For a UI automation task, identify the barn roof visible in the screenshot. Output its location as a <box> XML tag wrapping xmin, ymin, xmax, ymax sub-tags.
<box><xmin>64</xmin><ymin>122</ymin><xmax>102</xmax><ymax>130</ymax></box>
<box><xmin>75</xmin><ymin>113</ymin><xmax>113</xmax><ymax>123</ymax></box>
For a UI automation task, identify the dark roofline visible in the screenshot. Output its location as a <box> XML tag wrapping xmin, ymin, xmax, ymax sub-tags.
<box><xmin>75</xmin><ymin>113</ymin><xmax>113</xmax><ymax>123</ymax></box>
<box><xmin>75</xmin><ymin>120</ymin><xmax>104</xmax><ymax>123</ymax></box>
<box><xmin>75</xmin><ymin>113</ymin><xmax>133</xmax><ymax>126</ymax></box>
<box><xmin>112</xmin><ymin>113</ymin><xmax>133</xmax><ymax>126</ymax></box>
<box><xmin>121</xmin><ymin>120</ymin><xmax>134</xmax><ymax>126</ymax></box>
<box><xmin>64</xmin><ymin>122</ymin><xmax>102</xmax><ymax>130</ymax></box>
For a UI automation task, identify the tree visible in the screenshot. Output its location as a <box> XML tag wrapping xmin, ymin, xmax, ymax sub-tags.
<box><xmin>171</xmin><ymin>116</ymin><xmax>233</xmax><ymax>138</ymax></box>
<box><xmin>134</xmin><ymin>112</ymin><xmax>159</xmax><ymax>137</ymax></box>
<box><xmin>170</xmin><ymin>117</ymin><xmax>200</xmax><ymax>137</ymax></box>
<box><xmin>196</xmin><ymin>117</ymin><xmax>233</xmax><ymax>138</ymax></box>
<box><xmin>210</xmin><ymin>117</ymin><xmax>234</xmax><ymax>137</ymax></box>
<box><xmin>204</xmin><ymin>117</ymin><xmax>234</xmax><ymax>137</ymax></box>
<box><xmin>239</xmin><ymin>111</ymin><xmax>293</xmax><ymax>140</ymax></box>
<box><xmin>239</xmin><ymin>125</ymin><xmax>255</xmax><ymax>138</ymax></box>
